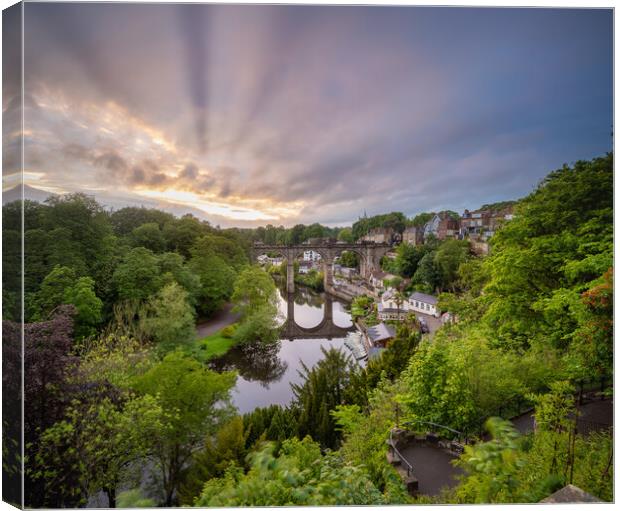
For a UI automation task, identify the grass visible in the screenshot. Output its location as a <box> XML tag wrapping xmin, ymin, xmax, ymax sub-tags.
<box><xmin>188</xmin><ymin>324</ymin><xmax>239</xmax><ymax>362</ymax></box>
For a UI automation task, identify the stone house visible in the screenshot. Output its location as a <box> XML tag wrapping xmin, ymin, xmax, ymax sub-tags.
<box><xmin>402</xmin><ymin>225</ymin><xmax>424</xmax><ymax>245</ymax></box>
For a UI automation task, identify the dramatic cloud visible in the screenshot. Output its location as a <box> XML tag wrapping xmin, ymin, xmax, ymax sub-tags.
<box><xmin>5</xmin><ymin>4</ymin><xmax>612</xmax><ymax>227</ymax></box>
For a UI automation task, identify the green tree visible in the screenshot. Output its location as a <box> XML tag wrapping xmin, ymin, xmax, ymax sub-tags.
<box><xmin>231</xmin><ymin>266</ymin><xmax>279</xmax><ymax>319</ymax></box>
<box><xmin>144</xmin><ymin>282</ymin><xmax>196</xmax><ymax>352</ymax></box>
<box><xmin>434</xmin><ymin>239</ymin><xmax>470</xmax><ymax>292</ymax></box>
<box><xmin>112</xmin><ymin>247</ymin><xmax>162</xmax><ymax>302</ymax></box>
<box><xmin>178</xmin><ymin>416</ymin><xmax>248</xmax><ymax>505</ymax></box>
<box><xmin>64</xmin><ymin>276</ymin><xmax>103</xmax><ymax>339</ymax></box>
<box><xmin>130</xmin><ymin>222</ymin><xmax>166</xmax><ymax>253</ymax></box>
<box><xmin>35</xmin><ymin>394</ymin><xmax>166</xmax><ymax>507</ymax></box>
<box><xmin>31</xmin><ymin>265</ymin><xmax>77</xmax><ymax>319</ymax></box>
<box><xmin>189</xmin><ymin>253</ymin><xmax>236</xmax><ymax>317</ymax></box>
<box><xmin>292</xmin><ymin>347</ymin><xmax>360</xmax><ymax>449</ymax></box>
<box><xmin>131</xmin><ymin>352</ymin><xmax>236</xmax><ymax>506</ymax></box>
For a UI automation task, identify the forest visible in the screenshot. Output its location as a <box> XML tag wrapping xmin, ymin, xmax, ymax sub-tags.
<box><xmin>1</xmin><ymin>153</ymin><xmax>613</xmax><ymax>506</ymax></box>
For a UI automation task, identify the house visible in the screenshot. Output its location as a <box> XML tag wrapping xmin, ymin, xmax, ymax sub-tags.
<box><xmin>460</xmin><ymin>205</ymin><xmax>513</xmax><ymax>241</ymax></box>
<box><xmin>366</xmin><ymin>322</ymin><xmax>396</xmax><ymax>348</ymax></box>
<box><xmin>298</xmin><ymin>260</ymin><xmax>313</xmax><ymax>274</ymax></box>
<box><xmin>408</xmin><ymin>291</ymin><xmax>440</xmax><ymax>317</ymax></box>
<box><xmin>369</xmin><ymin>270</ymin><xmax>397</xmax><ymax>291</ymax></box>
<box><xmin>340</xmin><ymin>266</ymin><xmax>358</xmax><ymax>279</ymax></box>
<box><xmin>303</xmin><ymin>250</ymin><xmax>321</xmax><ymax>262</ymax></box>
<box><xmin>424</xmin><ymin>213</ymin><xmax>460</xmax><ymax>240</ymax></box>
<box><xmin>377</xmin><ymin>289</ymin><xmax>409</xmax><ymax>321</ymax></box>
<box><xmin>402</xmin><ymin>225</ymin><xmax>424</xmax><ymax>245</ymax></box>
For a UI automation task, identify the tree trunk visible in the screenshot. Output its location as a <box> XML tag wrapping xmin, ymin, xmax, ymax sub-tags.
<box><xmin>105</xmin><ymin>487</ymin><xmax>116</xmax><ymax>508</ymax></box>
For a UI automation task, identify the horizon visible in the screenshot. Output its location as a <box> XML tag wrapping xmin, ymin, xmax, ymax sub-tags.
<box><xmin>2</xmin><ymin>4</ymin><xmax>613</xmax><ymax>228</ymax></box>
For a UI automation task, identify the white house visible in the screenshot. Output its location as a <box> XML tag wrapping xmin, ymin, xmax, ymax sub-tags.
<box><xmin>369</xmin><ymin>270</ymin><xmax>397</xmax><ymax>292</ymax></box>
<box><xmin>298</xmin><ymin>260</ymin><xmax>313</xmax><ymax>274</ymax></box>
<box><xmin>408</xmin><ymin>291</ymin><xmax>440</xmax><ymax>317</ymax></box>
<box><xmin>303</xmin><ymin>250</ymin><xmax>321</xmax><ymax>262</ymax></box>
<box><xmin>377</xmin><ymin>289</ymin><xmax>409</xmax><ymax>321</ymax></box>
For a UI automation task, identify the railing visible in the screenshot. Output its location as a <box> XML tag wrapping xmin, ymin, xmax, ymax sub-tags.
<box><xmin>404</xmin><ymin>420</ymin><xmax>466</xmax><ymax>443</ymax></box>
<box><xmin>388</xmin><ymin>428</ymin><xmax>414</xmax><ymax>477</ymax></box>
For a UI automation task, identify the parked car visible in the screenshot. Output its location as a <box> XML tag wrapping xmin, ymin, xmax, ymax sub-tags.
<box><xmin>419</xmin><ymin>317</ymin><xmax>429</xmax><ymax>334</ymax></box>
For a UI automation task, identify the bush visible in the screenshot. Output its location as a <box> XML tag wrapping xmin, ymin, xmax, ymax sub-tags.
<box><xmin>221</xmin><ymin>324</ymin><xmax>237</xmax><ymax>338</ymax></box>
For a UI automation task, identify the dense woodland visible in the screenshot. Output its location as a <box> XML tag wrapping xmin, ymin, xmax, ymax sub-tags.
<box><xmin>1</xmin><ymin>153</ymin><xmax>613</xmax><ymax>506</ymax></box>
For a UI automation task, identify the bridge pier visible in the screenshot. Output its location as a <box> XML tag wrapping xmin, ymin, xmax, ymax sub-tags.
<box><xmin>287</xmin><ymin>260</ymin><xmax>295</xmax><ymax>293</ymax></box>
<box><xmin>323</xmin><ymin>257</ymin><xmax>334</xmax><ymax>293</ymax></box>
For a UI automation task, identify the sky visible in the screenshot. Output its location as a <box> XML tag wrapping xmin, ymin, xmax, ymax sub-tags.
<box><xmin>2</xmin><ymin>3</ymin><xmax>613</xmax><ymax>227</ymax></box>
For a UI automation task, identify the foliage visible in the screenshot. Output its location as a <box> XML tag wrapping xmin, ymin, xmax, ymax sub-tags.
<box><xmin>333</xmin><ymin>379</ymin><xmax>412</xmax><ymax>502</ymax></box>
<box><xmin>398</xmin><ymin>332</ymin><xmax>556</xmax><ymax>434</ymax></box>
<box><xmin>24</xmin><ymin>307</ymin><xmax>80</xmax><ymax>508</ymax></box>
<box><xmin>350</xmin><ymin>295</ymin><xmax>374</xmax><ymax>320</ymax></box>
<box><xmin>453</xmin><ymin>418</ymin><xmax>526</xmax><ymax>503</ymax></box>
<box><xmin>188</xmin><ymin>252</ymin><xmax>236</xmax><ymax>317</ymax></box>
<box><xmin>195</xmin><ymin>438</ymin><xmax>387</xmax><ymax>506</ymax></box>
<box><xmin>339</xmin><ymin>250</ymin><xmax>358</xmax><ymax>268</ymax></box>
<box><xmin>295</xmin><ymin>268</ymin><xmax>324</xmax><ymax>291</ymax></box>
<box><xmin>143</xmin><ymin>282</ymin><xmax>196</xmax><ymax>352</ymax></box>
<box><xmin>130</xmin><ymin>222</ymin><xmax>167</xmax><ymax>253</ymax></box>
<box><xmin>292</xmin><ymin>347</ymin><xmax>361</xmax><ymax>449</ymax></box>
<box><xmin>481</xmin><ymin>154</ymin><xmax>612</xmax><ymax>351</ymax></box>
<box><xmin>243</xmin><ymin>405</ymin><xmax>299</xmax><ymax>449</ymax></box>
<box><xmin>116</xmin><ymin>489</ymin><xmax>156</xmax><ymax>508</ymax></box>
<box><xmin>178</xmin><ymin>416</ymin><xmax>248</xmax><ymax>505</ymax></box>
<box><xmin>231</xmin><ymin>266</ymin><xmax>279</xmax><ymax>319</ymax></box>
<box><xmin>131</xmin><ymin>352</ymin><xmax>236</xmax><ymax>505</ymax></box>
<box><xmin>112</xmin><ymin>247</ymin><xmax>163</xmax><ymax>302</ymax></box>
<box><xmin>352</xmin><ymin>211</ymin><xmax>407</xmax><ymax>240</ymax></box>
<box><xmin>232</xmin><ymin>307</ymin><xmax>280</xmax><ymax>344</ymax></box>
<box><xmin>34</xmin><ymin>394</ymin><xmax>167</xmax><ymax>508</ymax></box>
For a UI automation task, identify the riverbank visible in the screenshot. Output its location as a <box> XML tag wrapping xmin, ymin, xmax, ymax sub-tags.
<box><xmin>195</xmin><ymin>302</ymin><xmax>241</xmax><ymax>338</ymax></box>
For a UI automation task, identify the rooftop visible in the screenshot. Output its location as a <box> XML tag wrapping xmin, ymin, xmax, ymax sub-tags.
<box><xmin>409</xmin><ymin>291</ymin><xmax>438</xmax><ymax>305</ymax></box>
<box><xmin>367</xmin><ymin>322</ymin><xmax>396</xmax><ymax>343</ymax></box>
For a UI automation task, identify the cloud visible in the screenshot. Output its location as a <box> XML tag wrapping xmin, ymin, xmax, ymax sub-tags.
<box><xmin>17</xmin><ymin>4</ymin><xmax>612</xmax><ymax>226</ymax></box>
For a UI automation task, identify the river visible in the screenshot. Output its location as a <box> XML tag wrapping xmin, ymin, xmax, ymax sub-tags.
<box><xmin>208</xmin><ymin>285</ymin><xmax>358</xmax><ymax>414</ymax></box>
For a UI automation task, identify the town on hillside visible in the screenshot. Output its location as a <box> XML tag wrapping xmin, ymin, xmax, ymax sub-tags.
<box><xmin>255</xmin><ymin>203</ymin><xmax>515</xmax><ymax>361</ymax></box>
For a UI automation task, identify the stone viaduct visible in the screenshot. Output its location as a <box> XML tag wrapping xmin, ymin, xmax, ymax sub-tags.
<box><xmin>250</xmin><ymin>241</ymin><xmax>391</xmax><ymax>293</ymax></box>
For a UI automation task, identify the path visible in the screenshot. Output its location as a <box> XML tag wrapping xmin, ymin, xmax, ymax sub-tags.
<box><xmin>400</xmin><ymin>444</ymin><xmax>463</xmax><ymax>496</ymax></box>
<box><xmin>195</xmin><ymin>302</ymin><xmax>240</xmax><ymax>338</ymax></box>
<box><xmin>510</xmin><ymin>399</ymin><xmax>613</xmax><ymax>436</ymax></box>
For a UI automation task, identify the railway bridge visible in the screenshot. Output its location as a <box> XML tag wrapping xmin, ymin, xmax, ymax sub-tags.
<box><xmin>251</xmin><ymin>241</ymin><xmax>391</xmax><ymax>293</ymax></box>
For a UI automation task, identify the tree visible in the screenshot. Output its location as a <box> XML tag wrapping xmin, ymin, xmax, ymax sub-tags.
<box><xmin>131</xmin><ymin>352</ymin><xmax>236</xmax><ymax>506</ymax></box>
<box><xmin>482</xmin><ymin>154</ymin><xmax>612</xmax><ymax>350</ymax></box>
<box><xmin>178</xmin><ymin>416</ymin><xmax>248</xmax><ymax>505</ymax></box>
<box><xmin>412</xmin><ymin>251</ymin><xmax>440</xmax><ymax>292</ymax></box>
<box><xmin>112</xmin><ymin>247</ymin><xmax>162</xmax><ymax>302</ymax></box>
<box><xmin>64</xmin><ymin>276</ymin><xmax>103</xmax><ymax>339</ymax></box>
<box><xmin>144</xmin><ymin>282</ymin><xmax>196</xmax><ymax>352</ymax></box>
<box><xmin>434</xmin><ymin>239</ymin><xmax>470</xmax><ymax>292</ymax></box>
<box><xmin>35</xmin><ymin>394</ymin><xmax>167</xmax><ymax>507</ymax></box>
<box><xmin>195</xmin><ymin>438</ymin><xmax>387</xmax><ymax>506</ymax></box>
<box><xmin>231</xmin><ymin>266</ymin><xmax>279</xmax><ymax>319</ymax></box>
<box><xmin>130</xmin><ymin>222</ymin><xmax>167</xmax><ymax>253</ymax></box>
<box><xmin>339</xmin><ymin>250</ymin><xmax>359</xmax><ymax>268</ymax></box>
<box><xmin>292</xmin><ymin>347</ymin><xmax>360</xmax><ymax>449</ymax></box>
<box><xmin>337</xmin><ymin>227</ymin><xmax>354</xmax><ymax>243</ymax></box>
<box><xmin>188</xmin><ymin>252</ymin><xmax>236</xmax><ymax>317</ymax></box>
<box><xmin>31</xmin><ymin>265</ymin><xmax>77</xmax><ymax>320</ymax></box>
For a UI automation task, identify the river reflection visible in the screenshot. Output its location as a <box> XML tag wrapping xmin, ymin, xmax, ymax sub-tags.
<box><xmin>209</xmin><ymin>285</ymin><xmax>355</xmax><ymax>414</ymax></box>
